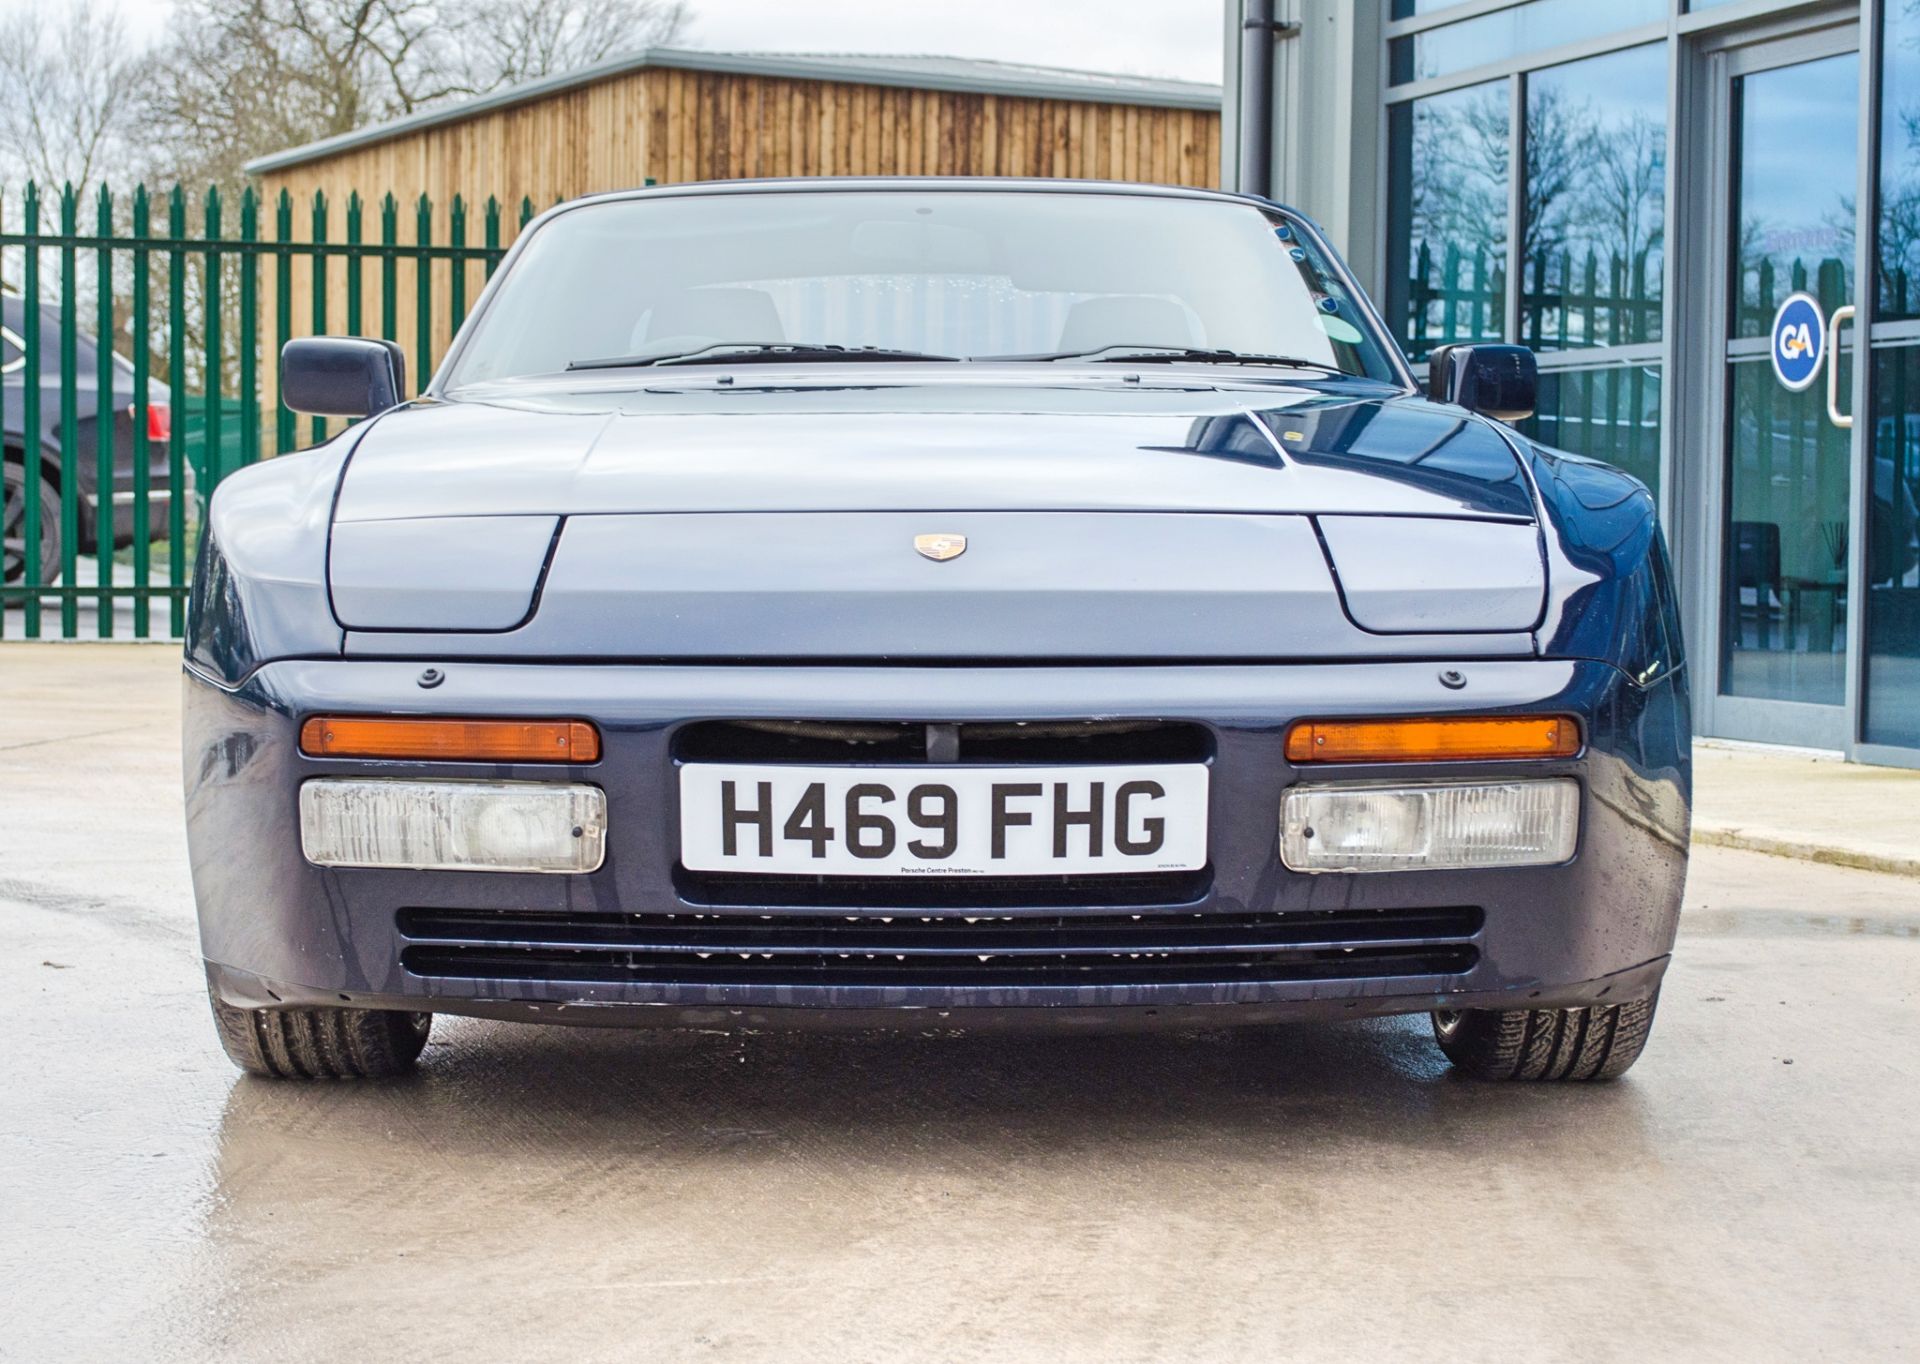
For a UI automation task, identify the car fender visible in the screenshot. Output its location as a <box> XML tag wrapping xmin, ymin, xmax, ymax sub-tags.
<box><xmin>185</xmin><ymin>425</ymin><xmax>377</xmax><ymax>686</ymax></box>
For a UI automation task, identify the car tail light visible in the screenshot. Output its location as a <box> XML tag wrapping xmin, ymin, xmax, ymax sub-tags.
<box><xmin>299</xmin><ymin>717</ymin><xmax>601</xmax><ymax>763</ymax></box>
<box><xmin>137</xmin><ymin>402</ymin><xmax>171</xmax><ymax>442</ymax></box>
<box><xmin>300</xmin><ymin>778</ymin><xmax>606</xmax><ymax>873</ymax></box>
<box><xmin>1279</xmin><ymin>779</ymin><xmax>1580</xmax><ymax>873</ymax></box>
<box><xmin>1284</xmin><ymin>715</ymin><xmax>1581</xmax><ymax>764</ymax></box>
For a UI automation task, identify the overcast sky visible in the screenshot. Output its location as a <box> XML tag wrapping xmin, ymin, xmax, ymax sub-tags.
<box><xmin>24</xmin><ymin>0</ymin><xmax>1226</xmax><ymax>85</ymax></box>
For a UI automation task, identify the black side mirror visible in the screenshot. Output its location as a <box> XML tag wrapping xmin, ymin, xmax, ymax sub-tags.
<box><xmin>1426</xmin><ymin>344</ymin><xmax>1537</xmax><ymax>422</ymax></box>
<box><xmin>280</xmin><ymin>337</ymin><xmax>408</xmax><ymax>418</ymax></box>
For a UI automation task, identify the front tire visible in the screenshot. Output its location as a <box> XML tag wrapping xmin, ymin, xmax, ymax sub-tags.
<box><xmin>1432</xmin><ymin>992</ymin><xmax>1658</xmax><ymax>1081</ymax></box>
<box><xmin>2</xmin><ymin>459</ymin><xmax>61</xmax><ymax>586</ymax></box>
<box><xmin>209</xmin><ymin>987</ymin><xmax>432</xmax><ymax>1079</ymax></box>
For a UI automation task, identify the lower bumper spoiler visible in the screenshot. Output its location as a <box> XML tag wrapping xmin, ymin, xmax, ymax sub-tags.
<box><xmin>207</xmin><ymin>955</ymin><xmax>1671</xmax><ymax>1035</ymax></box>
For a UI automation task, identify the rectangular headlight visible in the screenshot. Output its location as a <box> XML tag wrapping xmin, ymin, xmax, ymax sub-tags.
<box><xmin>300</xmin><ymin>778</ymin><xmax>606</xmax><ymax>873</ymax></box>
<box><xmin>1279</xmin><ymin>779</ymin><xmax>1578</xmax><ymax>873</ymax></box>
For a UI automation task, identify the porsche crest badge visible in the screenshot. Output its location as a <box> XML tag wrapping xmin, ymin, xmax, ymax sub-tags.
<box><xmin>914</xmin><ymin>532</ymin><xmax>967</xmax><ymax>562</ymax></box>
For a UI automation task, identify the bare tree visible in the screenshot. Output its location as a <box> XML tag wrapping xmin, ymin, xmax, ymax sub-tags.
<box><xmin>1408</xmin><ymin>84</ymin><xmax>1510</xmax><ymax>263</ymax></box>
<box><xmin>1519</xmin><ymin>82</ymin><xmax>1592</xmax><ymax>272</ymax></box>
<box><xmin>1904</xmin><ymin>1</ymin><xmax>1920</xmax><ymax>152</ymax></box>
<box><xmin>138</xmin><ymin>0</ymin><xmax>691</xmax><ymax>189</ymax></box>
<box><xmin>1886</xmin><ymin>1</ymin><xmax>1920</xmax><ymax>309</ymax></box>
<box><xmin>0</xmin><ymin>0</ymin><xmax>142</xmax><ymax>190</ymax></box>
<box><xmin>1577</xmin><ymin>113</ymin><xmax>1665</xmax><ymax>279</ymax></box>
<box><xmin>439</xmin><ymin>0</ymin><xmax>690</xmax><ymax>93</ymax></box>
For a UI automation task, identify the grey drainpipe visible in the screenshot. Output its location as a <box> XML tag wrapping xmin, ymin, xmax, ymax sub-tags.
<box><xmin>1238</xmin><ymin>1</ymin><xmax>1301</xmax><ymax>200</ymax></box>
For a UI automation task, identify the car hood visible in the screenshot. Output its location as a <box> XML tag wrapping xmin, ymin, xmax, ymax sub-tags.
<box><xmin>333</xmin><ymin>375</ymin><xmax>1538</xmax><ymax>522</ymax></box>
<box><xmin>327</xmin><ymin>373</ymin><xmax>1549</xmax><ymax>659</ymax></box>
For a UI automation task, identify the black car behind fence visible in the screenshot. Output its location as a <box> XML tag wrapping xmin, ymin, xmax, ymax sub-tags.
<box><xmin>0</xmin><ymin>182</ymin><xmax>537</xmax><ymax>638</ymax></box>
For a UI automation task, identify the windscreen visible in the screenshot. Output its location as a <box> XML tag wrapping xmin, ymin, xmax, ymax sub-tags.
<box><xmin>444</xmin><ymin>190</ymin><xmax>1399</xmax><ymax>386</ymax></box>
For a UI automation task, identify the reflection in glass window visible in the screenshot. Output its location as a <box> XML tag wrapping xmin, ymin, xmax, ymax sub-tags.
<box><xmin>1865</xmin><ymin>344</ymin><xmax>1920</xmax><ymax>747</ymax></box>
<box><xmin>1882</xmin><ymin>1</ymin><xmax>1920</xmax><ymax>321</ymax></box>
<box><xmin>1389</xmin><ymin>0</ymin><xmax>1666</xmax><ymax>86</ymax></box>
<box><xmin>1386</xmin><ymin>80</ymin><xmax>1509</xmax><ymax>360</ymax></box>
<box><xmin>1721</xmin><ymin>355</ymin><xmax>1853</xmax><ymax>707</ymax></box>
<box><xmin>1517</xmin><ymin>362</ymin><xmax>1662</xmax><ymax>495</ymax></box>
<box><xmin>1522</xmin><ymin>45</ymin><xmax>1666</xmax><ymax>349</ymax></box>
<box><xmin>1732</xmin><ymin>53</ymin><xmax>1858</xmax><ymax>338</ymax></box>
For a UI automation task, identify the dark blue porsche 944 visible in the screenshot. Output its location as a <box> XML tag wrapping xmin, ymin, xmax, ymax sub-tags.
<box><xmin>183</xmin><ymin>179</ymin><xmax>1689</xmax><ymax>1082</ymax></box>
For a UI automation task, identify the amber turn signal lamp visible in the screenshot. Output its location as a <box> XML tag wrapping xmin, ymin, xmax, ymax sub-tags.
<box><xmin>1284</xmin><ymin>715</ymin><xmax>1580</xmax><ymax>764</ymax></box>
<box><xmin>299</xmin><ymin>717</ymin><xmax>601</xmax><ymax>763</ymax></box>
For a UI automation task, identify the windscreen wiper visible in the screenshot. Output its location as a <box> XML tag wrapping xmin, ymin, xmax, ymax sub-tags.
<box><xmin>984</xmin><ymin>344</ymin><xmax>1344</xmax><ymax>371</ymax></box>
<box><xmin>566</xmin><ymin>342</ymin><xmax>960</xmax><ymax>370</ymax></box>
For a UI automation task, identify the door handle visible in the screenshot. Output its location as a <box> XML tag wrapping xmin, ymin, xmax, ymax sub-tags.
<box><xmin>1827</xmin><ymin>304</ymin><xmax>1856</xmax><ymax>429</ymax></box>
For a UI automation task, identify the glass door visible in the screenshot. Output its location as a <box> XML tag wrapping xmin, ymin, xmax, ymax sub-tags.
<box><xmin>1862</xmin><ymin>1</ymin><xmax>1920</xmax><ymax>764</ymax></box>
<box><xmin>1702</xmin><ymin>29</ymin><xmax>1863</xmax><ymax>748</ymax></box>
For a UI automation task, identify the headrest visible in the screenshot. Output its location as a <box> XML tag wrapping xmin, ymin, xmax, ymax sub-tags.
<box><xmin>1058</xmin><ymin>295</ymin><xmax>1196</xmax><ymax>353</ymax></box>
<box><xmin>643</xmin><ymin>287</ymin><xmax>786</xmax><ymax>345</ymax></box>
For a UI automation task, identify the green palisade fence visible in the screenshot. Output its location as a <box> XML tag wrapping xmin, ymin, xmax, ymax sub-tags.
<box><xmin>0</xmin><ymin>182</ymin><xmax>542</xmax><ymax>640</ymax></box>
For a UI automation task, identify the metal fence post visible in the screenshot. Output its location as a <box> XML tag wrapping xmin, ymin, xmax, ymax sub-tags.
<box><xmin>275</xmin><ymin>189</ymin><xmax>293</xmax><ymax>456</ymax></box>
<box><xmin>239</xmin><ymin>188</ymin><xmax>258</xmax><ymax>470</ymax></box>
<box><xmin>93</xmin><ymin>186</ymin><xmax>114</xmax><ymax>635</ymax></box>
<box><xmin>167</xmin><ymin>186</ymin><xmax>187</xmax><ymax>637</ymax></box>
<box><xmin>380</xmin><ymin>193</ymin><xmax>398</xmax><ymax>346</ymax></box>
<box><xmin>131</xmin><ymin>186</ymin><xmax>151</xmax><ymax>638</ymax></box>
<box><xmin>19</xmin><ymin>183</ymin><xmax>42</xmax><ymax>638</ymax></box>
<box><xmin>203</xmin><ymin>188</ymin><xmax>224</xmax><ymax>495</ymax></box>
<box><xmin>345</xmin><ymin>191</ymin><xmax>364</xmax><ymax>338</ymax></box>
<box><xmin>0</xmin><ymin>189</ymin><xmax>7</xmax><ymax>641</ymax></box>
<box><xmin>310</xmin><ymin>191</ymin><xmax>329</xmax><ymax>445</ymax></box>
<box><xmin>415</xmin><ymin>194</ymin><xmax>433</xmax><ymax>389</ymax></box>
<box><xmin>449</xmin><ymin>194</ymin><xmax>467</xmax><ymax>361</ymax></box>
<box><xmin>58</xmin><ymin>184</ymin><xmax>79</xmax><ymax>638</ymax></box>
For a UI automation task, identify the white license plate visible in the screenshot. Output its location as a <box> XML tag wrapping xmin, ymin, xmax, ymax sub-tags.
<box><xmin>678</xmin><ymin>763</ymin><xmax>1209</xmax><ymax>877</ymax></box>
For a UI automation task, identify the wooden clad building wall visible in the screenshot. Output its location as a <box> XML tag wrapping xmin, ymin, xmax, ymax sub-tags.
<box><xmin>259</xmin><ymin>67</ymin><xmax>1221</xmax><ymax>211</ymax></box>
<box><xmin>255</xmin><ymin>67</ymin><xmax>1219</xmax><ymax>426</ymax></box>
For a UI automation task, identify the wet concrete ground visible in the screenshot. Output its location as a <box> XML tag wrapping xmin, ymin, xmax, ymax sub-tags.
<box><xmin>3</xmin><ymin>645</ymin><xmax>1918</xmax><ymax>1362</ymax></box>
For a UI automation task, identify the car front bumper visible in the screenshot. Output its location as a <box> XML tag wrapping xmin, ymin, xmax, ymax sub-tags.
<box><xmin>185</xmin><ymin>657</ymin><xmax>1690</xmax><ymax>1029</ymax></box>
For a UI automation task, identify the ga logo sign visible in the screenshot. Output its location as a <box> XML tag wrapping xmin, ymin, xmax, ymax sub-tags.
<box><xmin>1769</xmin><ymin>292</ymin><xmax>1826</xmax><ymax>392</ymax></box>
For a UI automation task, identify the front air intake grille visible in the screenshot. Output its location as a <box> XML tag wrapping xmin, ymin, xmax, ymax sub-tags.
<box><xmin>672</xmin><ymin>718</ymin><xmax>1213</xmax><ymax>765</ymax></box>
<box><xmin>397</xmin><ymin>905</ymin><xmax>1484</xmax><ymax>989</ymax></box>
<box><xmin>674</xmin><ymin>868</ymin><xmax>1212</xmax><ymax>910</ymax></box>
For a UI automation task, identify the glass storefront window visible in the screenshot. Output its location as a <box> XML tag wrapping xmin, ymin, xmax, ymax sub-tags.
<box><xmin>1866</xmin><ymin>4</ymin><xmax>1920</xmax><ymax>751</ymax></box>
<box><xmin>1521</xmin><ymin>45</ymin><xmax>1666</xmax><ymax>349</ymax></box>
<box><xmin>1386</xmin><ymin>80</ymin><xmax>1509</xmax><ymax>360</ymax></box>
<box><xmin>1721</xmin><ymin>354</ymin><xmax>1854</xmax><ymax>707</ymax></box>
<box><xmin>1864</xmin><ymin>354</ymin><xmax>1920</xmax><ymax>748</ymax></box>
<box><xmin>1364</xmin><ymin>0</ymin><xmax>1920</xmax><ymax>759</ymax></box>
<box><xmin>1389</xmin><ymin>0</ymin><xmax>1667</xmax><ymax>86</ymax></box>
<box><xmin>1518</xmin><ymin>362</ymin><xmax>1662</xmax><ymax>493</ymax></box>
<box><xmin>1732</xmin><ymin>52</ymin><xmax>1857</xmax><ymax>338</ymax></box>
<box><xmin>1881</xmin><ymin>1</ymin><xmax>1920</xmax><ymax>320</ymax></box>
<box><xmin>1719</xmin><ymin>55</ymin><xmax>1860</xmax><ymax>709</ymax></box>
<box><xmin>1389</xmin><ymin>0</ymin><xmax>1480</xmax><ymax>18</ymax></box>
